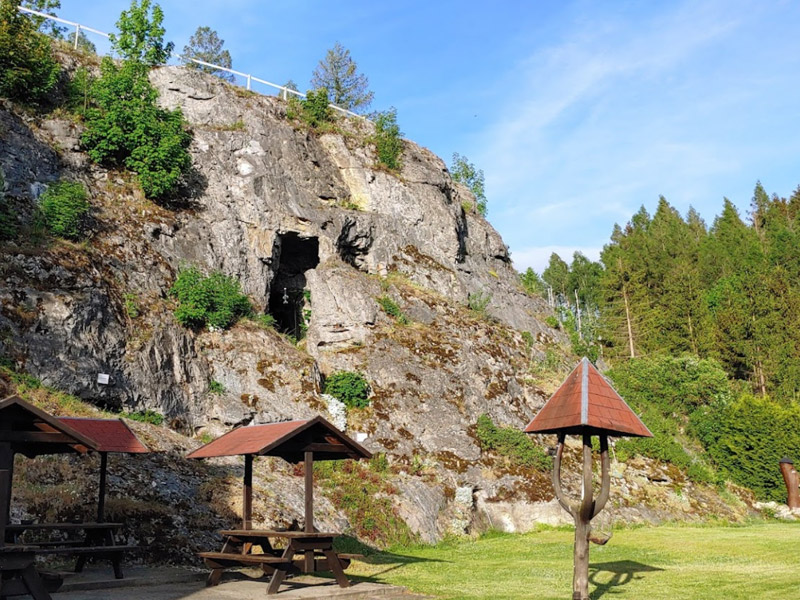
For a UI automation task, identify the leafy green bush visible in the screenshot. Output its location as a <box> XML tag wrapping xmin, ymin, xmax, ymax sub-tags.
<box><xmin>376</xmin><ymin>295</ymin><xmax>408</xmax><ymax>324</ymax></box>
<box><xmin>372</xmin><ymin>108</ymin><xmax>403</xmax><ymax>170</ymax></box>
<box><xmin>81</xmin><ymin>58</ymin><xmax>192</xmax><ymax>200</ymax></box>
<box><xmin>475</xmin><ymin>414</ymin><xmax>552</xmax><ymax>471</ymax></box>
<box><xmin>608</xmin><ymin>355</ymin><xmax>732</xmax><ymax>484</ymax></box>
<box><xmin>122</xmin><ymin>409</ymin><xmax>164</xmax><ymax>425</ymax></box>
<box><xmin>323</xmin><ymin>371</ymin><xmax>370</xmax><ymax>409</ymax></box>
<box><xmin>0</xmin><ymin>0</ymin><xmax>60</xmax><ymax>103</ymax></box>
<box><xmin>296</xmin><ymin>88</ymin><xmax>333</xmax><ymax>128</ymax></box>
<box><xmin>39</xmin><ymin>181</ymin><xmax>90</xmax><ymax>240</ymax></box>
<box><xmin>169</xmin><ymin>266</ymin><xmax>252</xmax><ymax>330</ymax></box>
<box><xmin>692</xmin><ymin>393</ymin><xmax>800</xmax><ymax>501</ymax></box>
<box><xmin>208</xmin><ymin>380</ymin><xmax>225</xmax><ymax>394</ymax></box>
<box><xmin>544</xmin><ymin>315</ymin><xmax>559</xmax><ymax>328</ymax></box>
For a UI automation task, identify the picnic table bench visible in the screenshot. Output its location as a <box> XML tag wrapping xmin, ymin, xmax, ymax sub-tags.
<box><xmin>4</xmin><ymin>522</ymin><xmax>136</xmax><ymax>579</ymax></box>
<box><xmin>199</xmin><ymin>530</ymin><xmax>361</xmax><ymax>595</ymax></box>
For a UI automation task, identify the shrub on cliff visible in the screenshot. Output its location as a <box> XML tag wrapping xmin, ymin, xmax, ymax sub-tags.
<box><xmin>323</xmin><ymin>371</ymin><xmax>370</xmax><ymax>409</ymax></box>
<box><xmin>81</xmin><ymin>58</ymin><xmax>192</xmax><ymax>200</ymax></box>
<box><xmin>38</xmin><ymin>180</ymin><xmax>90</xmax><ymax>240</ymax></box>
<box><xmin>170</xmin><ymin>266</ymin><xmax>252</xmax><ymax>330</ymax></box>
<box><xmin>371</xmin><ymin>108</ymin><xmax>403</xmax><ymax>171</ymax></box>
<box><xmin>0</xmin><ymin>0</ymin><xmax>60</xmax><ymax>103</ymax></box>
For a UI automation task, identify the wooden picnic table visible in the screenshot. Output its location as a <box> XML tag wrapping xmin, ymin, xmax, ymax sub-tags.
<box><xmin>199</xmin><ymin>529</ymin><xmax>360</xmax><ymax>595</ymax></box>
<box><xmin>4</xmin><ymin>522</ymin><xmax>135</xmax><ymax>579</ymax></box>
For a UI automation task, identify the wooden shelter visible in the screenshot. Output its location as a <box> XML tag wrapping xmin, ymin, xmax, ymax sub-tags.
<box><xmin>186</xmin><ymin>416</ymin><xmax>371</xmax><ymax>532</ymax></box>
<box><xmin>0</xmin><ymin>395</ymin><xmax>99</xmax><ymax>599</ymax></box>
<box><xmin>524</xmin><ymin>358</ymin><xmax>652</xmax><ymax>600</ymax></box>
<box><xmin>57</xmin><ymin>418</ymin><xmax>149</xmax><ymax>522</ymax></box>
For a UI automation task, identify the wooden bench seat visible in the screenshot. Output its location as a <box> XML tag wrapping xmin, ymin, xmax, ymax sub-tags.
<box><xmin>17</xmin><ymin>545</ymin><xmax>136</xmax><ymax>556</ymax></box>
<box><xmin>198</xmin><ymin>551</ymin><xmax>291</xmax><ymax>566</ymax></box>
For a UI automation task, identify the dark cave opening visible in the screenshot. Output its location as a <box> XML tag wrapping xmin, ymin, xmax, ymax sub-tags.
<box><xmin>267</xmin><ymin>233</ymin><xmax>320</xmax><ymax>338</ymax></box>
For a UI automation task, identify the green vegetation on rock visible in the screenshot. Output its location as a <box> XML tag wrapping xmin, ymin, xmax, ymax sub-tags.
<box><xmin>169</xmin><ymin>266</ymin><xmax>252</xmax><ymax>330</ymax></box>
<box><xmin>475</xmin><ymin>414</ymin><xmax>551</xmax><ymax>471</ymax></box>
<box><xmin>450</xmin><ymin>153</ymin><xmax>487</xmax><ymax>217</ymax></box>
<box><xmin>314</xmin><ymin>458</ymin><xmax>415</xmax><ymax>548</ymax></box>
<box><xmin>371</xmin><ymin>108</ymin><xmax>403</xmax><ymax>171</ymax></box>
<box><xmin>81</xmin><ymin>58</ymin><xmax>192</xmax><ymax>200</ymax></box>
<box><xmin>323</xmin><ymin>371</ymin><xmax>370</xmax><ymax>409</ymax></box>
<box><xmin>0</xmin><ymin>0</ymin><xmax>60</xmax><ymax>103</ymax></box>
<box><xmin>38</xmin><ymin>180</ymin><xmax>90</xmax><ymax>240</ymax></box>
<box><xmin>376</xmin><ymin>294</ymin><xmax>408</xmax><ymax>324</ymax></box>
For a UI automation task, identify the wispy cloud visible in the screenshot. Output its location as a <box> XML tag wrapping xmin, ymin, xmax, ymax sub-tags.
<box><xmin>473</xmin><ymin>0</ymin><xmax>798</xmax><ymax>256</ymax></box>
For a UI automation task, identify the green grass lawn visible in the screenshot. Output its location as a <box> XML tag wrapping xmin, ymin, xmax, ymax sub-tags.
<box><xmin>347</xmin><ymin>522</ymin><xmax>800</xmax><ymax>599</ymax></box>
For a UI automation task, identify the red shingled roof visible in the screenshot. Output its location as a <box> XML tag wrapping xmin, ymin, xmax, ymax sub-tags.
<box><xmin>58</xmin><ymin>418</ymin><xmax>150</xmax><ymax>454</ymax></box>
<box><xmin>524</xmin><ymin>358</ymin><xmax>652</xmax><ymax>438</ymax></box>
<box><xmin>186</xmin><ymin>415</ymin><xmax>371</xmax><ymax>462</ymax></box>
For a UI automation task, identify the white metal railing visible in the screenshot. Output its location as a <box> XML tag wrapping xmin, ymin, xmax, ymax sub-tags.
<box><xmin>17</xmin><ymin>5</ymin><xmax>363</xmax><ymax>119</ymax></box>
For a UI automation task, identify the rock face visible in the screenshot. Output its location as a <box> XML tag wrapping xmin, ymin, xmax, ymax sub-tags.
<box><xmin>0</xmin><ymin>67</ymin><xmax>750</xmax><ymax>548</ymax></box>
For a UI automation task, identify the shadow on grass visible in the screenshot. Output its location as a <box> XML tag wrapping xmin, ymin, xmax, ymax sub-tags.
<box><xmin>589</xmin><ymin>560</ymin><xmax>664</xmax><ymax>599</ymax></box>
<box><xmin>328</xmin><ymin>535</ymin><xmax>445</xmax><ymax>582</ymax></box>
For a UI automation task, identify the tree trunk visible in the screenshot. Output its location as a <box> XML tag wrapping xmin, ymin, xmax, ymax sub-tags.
<box><xmin>572</xmin><ymin>518</ymin><xmax>590</xmax><ymax>600</ymax></box>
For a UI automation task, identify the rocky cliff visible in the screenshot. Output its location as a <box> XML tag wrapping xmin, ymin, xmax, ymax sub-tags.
<box><xmin>0</xmin><ymin>64</ymin><xmax>752</xmax><ymax>553</ymax></box>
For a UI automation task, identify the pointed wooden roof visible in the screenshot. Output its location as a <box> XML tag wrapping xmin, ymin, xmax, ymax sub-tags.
<box><xmin>58</xmin><ymin>418</ymin><xmax>150</xmax><ymax>454</ymax></box>
<box><xmin>186</xmin><ymin>415</ymin><xmax>371</xmax><ymax>463</ymax></box>
<box><xmin>0</xmin><ymin>395</ymin><xmax>99</xmax><ymax>457</ymax></box>
<box><xmin>524</xmin><ymin>358</ymin><xmax>652</xmax><ymax>438</ymax></box>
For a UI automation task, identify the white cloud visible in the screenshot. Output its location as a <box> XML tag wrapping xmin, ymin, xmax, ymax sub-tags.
<box><xmin>511</xmin><ymin>245</ymin><xmax>602</xmax><ymax>274</ymax></box>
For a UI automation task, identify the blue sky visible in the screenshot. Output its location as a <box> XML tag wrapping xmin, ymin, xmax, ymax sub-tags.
<box><xmin>56</xmin><ymin>0</ymin><xmax>800</xmax><ymax>273</ymax></box>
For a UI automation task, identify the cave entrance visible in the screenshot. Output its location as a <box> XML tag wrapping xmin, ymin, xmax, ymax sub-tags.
<box><xmin>268</xmin><ymin>232</ymin><xmax>320</xmax><ymax>339</ymax></box>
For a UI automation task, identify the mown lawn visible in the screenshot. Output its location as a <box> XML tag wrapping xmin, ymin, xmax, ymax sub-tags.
<box><xmin>347</xmin><ymin>522</ymin><xmax>800</xmax><ymax>599</ymax></box>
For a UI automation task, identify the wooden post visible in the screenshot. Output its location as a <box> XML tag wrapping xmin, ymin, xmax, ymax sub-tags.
<box><xmin>779</xmin><ymin>459</ymin><xmax>800</xmax><ymax>509</ymax></box>
<box><xmin>97</xmin><ymin>452</ymin><xmax>108</xmax><ymax>522</ymax></box>
<box><xmin>553</xmin><ymin>433</ymin><xmax>611</xmax><ymax>600</ymax></box>
<box><xmin>303</xmin><ymin>451</ymin><xmax>315</xmax><ymax>572</ymax></box>
<box><xmin>0</xmin><ymin>469</ymin><xmax>9</xmax><ymax>548</ymax></box>
<box><xmin>0</xmin><ymin>441</ymin><xmax>12</xmax><ymax>530</ymax></box>
<box><xmin>243</xmin><ymin>454</ymin><xmax>253</xmax><ymax>531</ymax></box>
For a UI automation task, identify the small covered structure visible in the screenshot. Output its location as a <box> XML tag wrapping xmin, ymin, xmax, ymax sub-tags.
<box><xmin>57</xmin><ymin>418</ymin><xmax>150</xmax><ymax>522</ymax></box>
<box><xmin>0</xmin><ymin>395</ymin><xmax>99</xmax><ymax>600</ymax></box>
<box><xmin>186</xmin><ymin>416</ymin><xmax>371</xmax><ymax>532</ymax></box>
<box><xmin>524</xmin><ymin>358</ymin><xmax>652</xmax><ymax>600</ymax></box>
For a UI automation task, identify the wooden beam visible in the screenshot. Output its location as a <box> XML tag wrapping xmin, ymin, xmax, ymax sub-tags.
<box><xmin>243</xmin><ymin>454</ymin><xmax>253</xmax><ymax>531</ymax></box>
<box><xmin>0</xmin><ymin>442</ymin><xmax>13</xmax><ymax>532</ymax></box>
<box><xmin>97</xmin><ymin>452</ymin><xmax>108</xmax><ymax>522</ymax></box>
<box><xmin>0</xmin><ymin>469</ymin><xmax>9</xmax><ymax>548</ymax></box>
<box><xmin>304</xmin><ymin>451</ymin><xmax>314</xmax><ymax>573</ymax></box>
<box><xmin>0</xmin><ymin>431</ymin><xmax>76</xmax><ymax>444</ymax></box>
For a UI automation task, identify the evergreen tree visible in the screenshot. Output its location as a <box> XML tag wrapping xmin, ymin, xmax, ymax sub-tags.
<box><xmin>181</xmin><ymin>26</ymin><xmax>234</xmax><ymax>82</ymax></box>
<box><xmin>310</xmin><ymin>42</ymin><xmax>373</xmax><ymax>113</ymax></box>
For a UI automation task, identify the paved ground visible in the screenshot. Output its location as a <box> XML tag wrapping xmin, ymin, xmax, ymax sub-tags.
<box><xmin>53</xmin><ymin>568</ymin><xmax>425</xmax><ymax>599</ymax></box>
